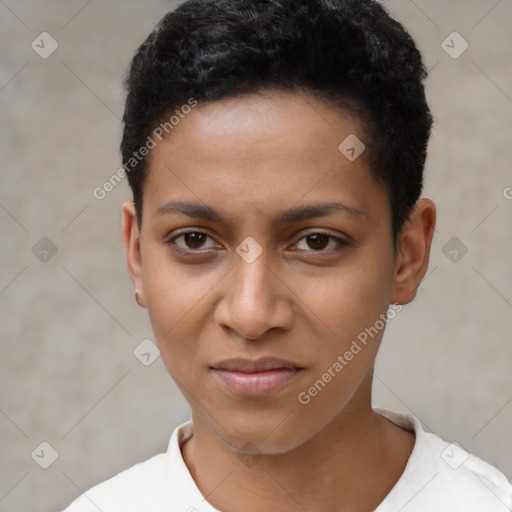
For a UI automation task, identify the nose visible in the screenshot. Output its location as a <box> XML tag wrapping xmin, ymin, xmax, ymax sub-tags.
<box><xmin>214</xmin><ymin>251</ymin><xmax>294</xmax><ymax>340</ymax></box>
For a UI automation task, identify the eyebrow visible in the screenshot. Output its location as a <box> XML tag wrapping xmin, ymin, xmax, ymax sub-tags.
<box><xmin>154</xmin><ymin>200</ymin><xmax>366</xmax><ymax>223</ymax></box>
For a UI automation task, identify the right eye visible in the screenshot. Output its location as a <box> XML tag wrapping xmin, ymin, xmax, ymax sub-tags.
<box><xmin>166</xmin><ymin>230</ymin><xmax>220</xmax><ymax>253</ymax></box>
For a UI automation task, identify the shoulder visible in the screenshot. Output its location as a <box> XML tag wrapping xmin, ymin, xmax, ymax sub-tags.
<box><xmin>60</xmin><ymin>420</ymin><xmax>196</xmax><ymax>512</ymax></box>
<box><xmin>61</xmin><ymin>452</ymin><xmax>169</xmax><ymax>512</ymax></box>
<box><xmin>375</xmin><ymin>408</ymin><xmax>512</xmax><ymax>512</ymax></box>
<box><xmin>420</xmin><ymin>429</ymin><xmax>512</xmax><ymax>510</ymax></box>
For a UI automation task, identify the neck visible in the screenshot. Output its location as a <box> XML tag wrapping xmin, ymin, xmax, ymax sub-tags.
<box><xmin>181</xmin><ymin>372</ymin><xmax>414</xmax><ymax>512</ymax></box>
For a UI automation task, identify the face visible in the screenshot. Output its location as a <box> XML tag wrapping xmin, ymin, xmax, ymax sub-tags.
<box><xmin>123</xmin><ymin>90</ymin><xmax>425</xmax><ymax>455</ymax></box>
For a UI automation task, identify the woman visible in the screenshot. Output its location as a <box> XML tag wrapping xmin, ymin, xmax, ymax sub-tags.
<box><xmin>63</xmin><ymin>0</ymin><xmax>512</xmax><ymax>510</ymax></box>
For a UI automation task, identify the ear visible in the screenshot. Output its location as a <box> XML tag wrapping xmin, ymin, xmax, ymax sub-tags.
<box><xmin>121</xmin><ymin>200</ymin><xmax>147</xmax><ymax>308</ymax></box>
<box><xmin>390</xmin><ymin>198</ymin><xmax>436</xmax><ymax>305</ymax></box>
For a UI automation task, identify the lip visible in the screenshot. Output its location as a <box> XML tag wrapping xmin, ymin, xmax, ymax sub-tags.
<box><xmin>210</xmin><ymin>358</ymin><xmax>304</xmax><ymax>398</ymax></box>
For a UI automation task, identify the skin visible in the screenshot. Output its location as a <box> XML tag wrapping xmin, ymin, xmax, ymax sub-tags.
<box><xmin>122</xmin><ymin>89</ymin><xmax>436</xmax><ymax>512</ymax></box>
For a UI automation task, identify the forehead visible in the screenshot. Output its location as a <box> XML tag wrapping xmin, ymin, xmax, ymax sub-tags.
<box><xmin>143</xmin><ymin>90</ymin><xmax>385</xmax><ymax>223</ymax></box>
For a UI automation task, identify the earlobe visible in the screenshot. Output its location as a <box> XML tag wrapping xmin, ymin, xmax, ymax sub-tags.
<box><xmin>390</xmin><ymin>198</ymin><xmax>436</xmax><ymax>305</ymax></box>
<box><xmin>121</xmin><ymin>201</ymin><xmax>147</xmax><ymax>308</ymax></box>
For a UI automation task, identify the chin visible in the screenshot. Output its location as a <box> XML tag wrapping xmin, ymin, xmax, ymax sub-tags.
<box><xmin>210</xmin><ymin>409</ymin><xmax>312</xmax><ymax>455</ymax></box>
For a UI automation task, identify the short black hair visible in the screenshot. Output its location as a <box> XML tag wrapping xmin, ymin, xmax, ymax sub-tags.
<box><xmin>120</xmin><ymin>0</ymin><xmax>433</xmax><ymax>243</ymax></box>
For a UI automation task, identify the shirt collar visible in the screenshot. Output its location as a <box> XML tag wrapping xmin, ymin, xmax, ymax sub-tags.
<box><xmin>166</xmin><ymin>408</ymin><xmax>424</xmax><ymax>512</ymax></box>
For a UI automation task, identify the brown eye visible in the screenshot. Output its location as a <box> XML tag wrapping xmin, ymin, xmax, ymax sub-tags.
<box><xmin>293</xmin><ymin>231</ymin><xmax>349</xmax><ymax>252</ymax></box>
<box><xmin>306</xmin><ymin>233</ymin><xmax>330</xmax><ymax>250</ymax></box>
<box><xmin>168</xmin><ymin>230</ymin><xmax>218</xmax><ymax>252</ymax></box>
<box><xmin>183</xmin><ymin>232</ymin><xmax>207</xmax><ymax>249</ymax></box>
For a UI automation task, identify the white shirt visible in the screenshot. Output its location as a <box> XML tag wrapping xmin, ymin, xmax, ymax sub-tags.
<box><xmin>61</xmin><ymin>408</ymin><xmax>512</xmax><ymax>511</ymax></box>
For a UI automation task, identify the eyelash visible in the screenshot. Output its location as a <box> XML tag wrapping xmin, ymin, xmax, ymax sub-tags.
<box><xmin>166</xmin><ymin>229</ymin><xmax>349</xmax><ymax>255</ymax></box>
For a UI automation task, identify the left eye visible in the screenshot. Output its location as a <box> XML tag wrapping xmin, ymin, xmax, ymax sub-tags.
<box><xmin>294</xmin><ymin>233</ymin><xmax>347</xmax><ymax>251</ymax></box>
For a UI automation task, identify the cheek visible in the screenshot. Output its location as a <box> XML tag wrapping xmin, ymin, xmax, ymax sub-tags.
<box><xmin>141</xmin><ymin>249</ymin><xmax>217</xmax><ymax>360</ymax></box>
<box><xmin>143</xmin><ymin>243</ymin><xmax>222</xmax><ymax>317</ymax></box>
<box><xmin>292</xmin><ymin>264</ymin><xmax>392</xmax><ymax>437</ymax></box>
<box><xmin>309</xmin><ymin>254</ymin><xmax>393</xmax><ymax>342</ymax></box>
<box><xmin>296</xmin><ymin>251</ymin><xmax>394</xmax><ymax>411</ymax></box>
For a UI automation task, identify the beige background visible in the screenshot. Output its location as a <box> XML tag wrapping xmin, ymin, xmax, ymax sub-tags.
<box><xmin>0</xmin><ymin>0</ymin><xmax>511</xmax><ymax>510</ymax></box>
